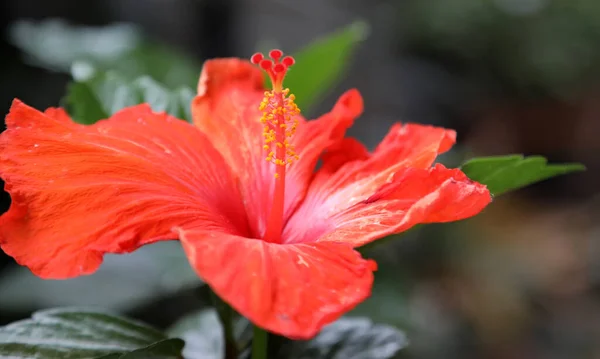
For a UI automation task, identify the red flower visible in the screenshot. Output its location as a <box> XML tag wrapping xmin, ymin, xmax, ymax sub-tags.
<box><xmin>0</xmin><ymin>50</ymin><xmax>491</xmax><ymax>339</ymax></box>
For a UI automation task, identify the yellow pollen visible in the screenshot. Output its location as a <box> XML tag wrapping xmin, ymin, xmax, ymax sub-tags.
<box><xmin>259</xmin><ymin>87</ymin><xmax>301</xmax><ymax>173</ymax></box>
<box><xmin>251</xmin><ymin>50</ymin><xmax>302</xmax><ymax>179</ymax></box>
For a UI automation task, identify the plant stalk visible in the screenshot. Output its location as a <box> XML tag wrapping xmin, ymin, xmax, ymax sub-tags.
<box><xmin>251</xmin><ymin>325</ymin><xmax>268</xmax><ymax>359</ymax></box>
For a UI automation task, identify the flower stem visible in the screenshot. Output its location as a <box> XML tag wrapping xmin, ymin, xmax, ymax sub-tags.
<box><xmin>210</xmin><ymin>291</ymin><xmax>238</xmax><ymax>359</ymax></box>
<box><xmin>252</xmin><ymin>325</ymin><xmax>268</xmax><ymax>359</ymax></box>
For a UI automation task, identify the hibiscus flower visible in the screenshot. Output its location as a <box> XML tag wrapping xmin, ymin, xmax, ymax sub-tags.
<box><xmin>0</xmin><ymin>50</ymin><xmax>491</xmax><ymax>339</ymax></box>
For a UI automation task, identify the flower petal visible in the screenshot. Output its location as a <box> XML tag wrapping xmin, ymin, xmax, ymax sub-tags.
<box><xmin>192</xmin><ymin>59</ymin><xmax>363</xmax><ymax>238</ymax></box>
<box><xmin>43</xmin><ymin>107</ymin><xmax>72</xmax><ymax>122</ymax></box>
<box><xmin>283</xmin><ymin>123</ymin><xmax>459</xmax><ymax>243</ymax></box>
<box><xmin>315</xmin><ymin>123</ymin><xmax>456</xmax><ymax>193</ymax></box>
<box><xmin>285</xmin><ymin>89</ymin><xmax>363</xmax><ymax>219</ymax></box>
<box><xmin>319</xmin><ymin>137</ymin><xmax>369</xmax><ymax>175</ymax></box>
<box><xmin>285</xmin><ymin>164</ymin><xmax>491</xmax><ymax>246</ymax></box>
<box><xmin>0</xmin><ymin>100</ymin><xmax>247</xmax><ymax>279</ymax></box>
<box><xmin>177</xmin><ymin>228</ymin><xmax>376</xmax><ymax>339</ymax></box>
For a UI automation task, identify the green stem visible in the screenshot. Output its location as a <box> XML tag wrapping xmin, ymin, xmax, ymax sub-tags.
<box><xmin>252</xmin><ymin>326</ymin><xmax>268</xmax><ymax>359</ymax></box>
<box><xmin>210</xmin><ymin>291</ymin><xmax>238</xmax><ymax>359</ymax></box>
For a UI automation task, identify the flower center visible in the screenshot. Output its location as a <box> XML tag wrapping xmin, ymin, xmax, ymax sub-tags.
<box><xmin>251</xmin><ymin>49</ymin><xmax>300</xmax><ymax>243</ymax></box>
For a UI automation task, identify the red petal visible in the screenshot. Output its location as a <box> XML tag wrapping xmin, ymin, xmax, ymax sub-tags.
<box><xmin>314</xmin><ymin>123</ymin><xmax>456</xmax><ymax>195</ymax></box>
<box><xmin>375</xmin><ymin>123</ymin><xmax>456</xmax><ymax>157</ymax></box>
<box><xmin>283</xmin><ymin>123</ymin><xmax>458</xmax><ymax>244</ymax></box>
<box><xmin>319</xmin><ymin>137</ymin><xmax>369</xmax><ymax>175</ymax></box>
<box><xmin>0</xmin><ymin>100</ymin><xmax>247</xmax><ymax>279</ymax></box>
<box><xmin>177</xmin><ymin>228</ymin><xmax>376</xmax><ymax>339</ymax></box>
<box><xmin>285</xmin><ymin>164</ymin><xmax>491</xmax><ymax>246</ymax></box>
<box><xmin>192</xmin><ymin>59</ymin><xmax>269</xmax><ymax>238</ymax></box>
<box><xmin>43</xmin><ymin>107</ymin><xmax>71</xmax><ymax>122</ymax></box>
<box><xmin>192</xmin><ymin>59</ymin><xmax>363</xmax><ymax>238</ymax></box>
<box><xmin>284</xmin><ymin>89</ymin><xmax>363</xmax><ymax>219</ymax></box>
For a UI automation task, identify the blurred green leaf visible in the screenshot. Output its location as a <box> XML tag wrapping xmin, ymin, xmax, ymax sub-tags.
<box><xmin>0</xmin><ymin>308</ymin><xmax>183</xmax><ymax>358</ymax></box>
<box><xmin>277</xmin><ymin>317</ymin><xmax>408</xmax><ymax>359</ymax></box>
<box><xmin>167</xmin><ymin>309</ymin><xmax>251</xmax><ymax>359</ymax></box>
<box><xmin>65</xmin><ymin>72</ymin><xmax>194</xmax><ymax>124</ymax></box>
<box><xmin>65</xmin><ymin>72</ymin><xmax>135</xmax><ymax>123</ymax></box>
<box><xmin>106</xmin><ymin>42</ymin><xmax>200</xmax><ymax>88</ymax></box>
<box><xmin>167</xmin><ymin>309</ymin><xmax>222</xmax><ymax>359</ymax></box>
<box><xmin>0</xmin><ymin>242</ymin><xmax>201</xmax><ymax>312</ymax></box>
<box><xmin>9</xmin><ymin>20</ymin><xmax>139</xmax><ymax>71</ymax></box>
<box><xmin>401</xmin><ymin>0</ymin><xmax>600</xmax><ymax>98</ymax></box>
<box><xmin>350</xmin><ymin>269</ymin><xmax>411</xmax><ymax>331</ymax></box>
<box><xmin>461</xmin><ymin>154</ymin><xmax>585</xmax><ymax>196</ymax></box>
<box><xmin>285</xmin><ymin>21</ymin><xmax>369</xmax><ymax>111</ymax></box>
<box><xmin>9</xmin><ymin>19</ymin><xmax>200</xmax><ymax>88</ymax></box>
<box><xmin>104</xmin><ymin>339</ymin><xmax>185</xmax><ymax>359</ymax></box>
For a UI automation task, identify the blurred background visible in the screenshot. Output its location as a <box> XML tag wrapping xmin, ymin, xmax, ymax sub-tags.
<box><xmin>0</xmin><ymin>0</ymin><xmax>599</xmax><ymax>358</ymax></box>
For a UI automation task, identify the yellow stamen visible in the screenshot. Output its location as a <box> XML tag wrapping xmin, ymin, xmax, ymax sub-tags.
<box><xmin>259</xmin><ymin>88</ymin><xmax>301</xmax><ymax>169</ymax></box>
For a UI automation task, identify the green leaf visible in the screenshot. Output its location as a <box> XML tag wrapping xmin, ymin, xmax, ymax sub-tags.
<box><xmin>9</xmin><ymin>19</ymin><xmax>200</xmax><ymax>88</ymax></box>
<box><xmin>284</xmin><ymin>21</ymin><xmax>369</xmax><ymax>111</ymax></box>
<box><xmin>0</xmin><ymin>308</ymin><xmax>183</xmax><ymax>358</ymax></box>
<box><xmin>350</xmin><ymin>270</ymin><xmax>411</xmax><ymax>331</ymax></box>
<box><xmin>95</xmin><ymin>339</ymin><xmax>185</xmax><ymax>359</ymax></box>
<box><xmin>166</xmin><ymin>309</ymin><xmax>250</xmax><ymax>359</ymax></box>
<box><xmin>9</xmin><ymin>20</ymin><xmax>139</xmax><ymax>72</ymax></box>
<box><xmin>112</xmin><ymin>339</ymin><xmax>185</xmax><ymax>359</ymax></box>
<box><xmin>0</xmin><ymin>242</ymin><xmax>201</xmax><ymax>312</ymax></box>
<box><xmin>133</xmin><ymin>78</ymin><xmax>196</xmax><ymax>123</ymax></box>
<box><xmin>277</xmin><ymin>317</ymin><xmax>408</xmax><ymax>359</ymax></box>
<box><xmin>64</xmin><ymin>72</ymin><xmax>195</xmax><ymax>124</ymax></box>
<box><xmin>167</xmin><ymin>309</ymin><xmax>222</xmax><ymax>359</ymax></box>
<box><xmin>461</xmin><ymin>155</ymin><xmax>585</xmax><ymax>196</ymax></box>
<box><xmin>65</xmin><ymin>72</ymin><xmax>134</xmax><ymax>124</ymax></box>
<box><xmin>120</xmin><ymin>43</ymin><xmax>200</xmax><ymax>89</ymax></box>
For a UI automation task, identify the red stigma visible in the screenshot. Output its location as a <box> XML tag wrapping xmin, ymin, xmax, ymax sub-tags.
<box><xmin>251</xmin><ymin>53</ymin><xmax>264</xmax><ymax>64</ymax></box>
<box><xmin>269</xmin><ymin>49</ymin><xmax>283</xmax><ymax>61</ymax></box>
<box><xmin>251</xmin><ymin>49</ymin><xmax>295</xmax><ymax>91</ymax></box>
<box><xmin>260</xmin><ymin>59</ymin><xmax>273</xmax><ymax>70</ymax></box>
<box><xmin>282</xmin><ymin>56</ymin><xmax>295</xmax><ymax>67</ymax></box>
<box><xmin>273</xmin><ymin>63</ymin><xmax>286</xmax><ymax>73</ymax></box>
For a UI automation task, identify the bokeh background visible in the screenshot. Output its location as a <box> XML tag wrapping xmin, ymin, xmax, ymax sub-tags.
<box><xmin>0</xmin><ymin>0</ymin><xmax>599</xmax><ymax>358</ymax></box>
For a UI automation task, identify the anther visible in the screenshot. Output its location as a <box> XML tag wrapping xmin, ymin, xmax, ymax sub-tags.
<box><xmin>251</xmin><ymin>49</ymin><xmax>301</xmax><ymax>169</ymax></box>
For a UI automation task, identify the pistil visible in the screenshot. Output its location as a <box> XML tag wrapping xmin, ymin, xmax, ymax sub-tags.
<box><xmin>251</xmin><ymin>50</ymin><xmax>300</xmax><ymax>243</ymax></box>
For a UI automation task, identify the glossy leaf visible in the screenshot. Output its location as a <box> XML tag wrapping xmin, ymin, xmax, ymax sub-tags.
<box><xmin>0</xmin><ymin>242</ymin><xmax>201</xmax><ymax>312</ymax></box>
<box><xmin>9</xmin><ymin>19</ymin><xmax>199</xmax><ymax>88</ymax></box>
<box><xmin>103</xmin><ymin>339</ymin><xmax>185</xmax><ymax>359</ymax></box>
<box><xmin>64</xmin><ymin>72</ymin><xmax>194</xmax><ymax>124</ymax></box>
<box><xmin>0</xmin><ymin>308</ymin><xmax>183</xmax><ymax>358</ymax></box>
<box><xmin>167</xmin><ymin>309</ymin><xmax>250</xmax><ymax>359</ymax></box>
<box><xmin>277</xmin><ymin>317</ymin><xmax>408</xmax><ymax>359</ymax></box>
<box><xmin>107</xmin><ymin>42</ymin><xmax>200</xmax><ymax>88</ymax></box>
<box><xmin>461</xmin><ymin>155</ymin><xmax>585</xmax><ymax>196</ymax></box>
<box><xmin>167</xmin><ymin>309</ymin><xmax>222</xmax><ymax>359</ymax></box>
<box><xmin>9</xmin><ymin>20</ymin><xmax>139</xmax><ymax>71</ymax></box>
<box><xmin>285</xmin><ymin>21</ymin><xmax>369</xmax><ymax>110</ymax></box>
<box><xmin>65</xmin><ymin>72</ymin><xmax>135</xmax><ymax>124</ymax></box>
